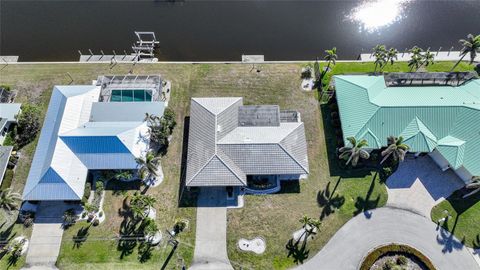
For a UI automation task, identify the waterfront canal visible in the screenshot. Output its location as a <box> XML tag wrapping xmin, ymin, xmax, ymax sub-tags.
<box><xmin>1</xmin><ymin>0</ymin><xmax>479</xmax><ymax>61</ymax></box>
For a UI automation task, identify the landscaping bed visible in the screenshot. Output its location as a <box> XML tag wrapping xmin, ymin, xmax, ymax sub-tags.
<box><xmin>360</xmin><ymin>244</ymin><xmax>435</xmax><ymax>270</ymax></box>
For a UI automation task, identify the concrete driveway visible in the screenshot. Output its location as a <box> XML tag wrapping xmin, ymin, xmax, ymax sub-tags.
<box><xmin>386</xmin><ymin>156</ymin><xmax>464</xmax><ymax>217</ymax></box>
<box><xmin>190</xmin><ymin>188</ymin><xmax>233</xmax><ymax>270</ymax></box>
<box><xmin>297</xmin><ymin>207</ymin><xmax>479</xmax><ymax>270</ymax></box>
<box><xmin>23</xmin><ymin>201</ymin><xmax>81</xmax><ymax>270</ymax></box>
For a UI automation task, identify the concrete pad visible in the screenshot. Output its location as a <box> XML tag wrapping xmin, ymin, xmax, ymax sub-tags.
<box><xmin>386</xmin><ymin>156</ymin><xmax>464</xmax><ymax>217</ymax></box>
<box><xmin>23</xmin><ymin>201</ymin><xmax>80</xmax><ymax>269</ymax></box>
<box><xmin>190</xmin><ymin>188</ymin><xmax>233</xmax><ymax>270</ymax></box>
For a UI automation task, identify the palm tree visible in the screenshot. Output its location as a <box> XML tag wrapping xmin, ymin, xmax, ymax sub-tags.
<box><xmin>323</xmin><ymin>47</ymin><xmax>338</xmax><ymax>76</ymax></box>
<box><xmin>380</xmin><ymin>136</ymin><xmax>410</xmax><ymax>164</ymax></box>
<box><xmin>63</xmin><ymin>208</ymin><xmax>77</xmax><ymax>226</ymax></box>
<box><xmin>136</xmin><ymin>152</ymin><xmax>161</xmax><ymax>181</ymax></box>
<box><xmin>143</xmin><ymin>218</ymin><xmax>159</xmax><ymax>236</ymax></box>
<box><xmin>298</xmin><ymin>215</ymin><xmax>321</xmax><ymax>241</ymax></box>
<box><xmin>338</xmin><ymin>137</ymin><xmax>370</xmax><ymax>167</ymax></box>
<box><xmin>130</xmin><ymin>192</ymin><xmax>157</xmax><ymax>219</ymax></box>
<box><xmin>0</xmin><ymin>188</ymin><xmax>21</xmax><ymax>211</ymax></box>
<box><xmin>114</xmin><ymin>170</ymin><xmax>133</xmax><ymax>181</ymax></box>
<box><xmin>372</xmin><ymin>45</ymin><xmax>387</xmax><ymax>74</ymax></box>
<box><xmin>463</xmin><ymin>176</ymin><xmax>480</xmax><ymax>198</ymax></box>
<box><xmin>83</xmin><ymin>203</ymin><xmax>98</xmax><ymax>215</ymax></box>
<box><xmin>421</xmin><ymin>49</ymin><xmax>435</xmax><ymax>69</ymax></box>
<box><xmin>408</xmin><ymin>46</ymin><xmax>424</xmax><ymax>72</ymax></box>
<box><xmin>299</xmin><ymin>215</ymin><xmax>312</xmax><ymax>229</ymax></box>
<box><xmin>451</xmin><ymin>34</ymin><xmax>480</xmax><ymax>71</ymax></box>
<box><xmin>382</xmin><ymin>47</ymin><xmax>398</xmax><ymax>71</ymax></box>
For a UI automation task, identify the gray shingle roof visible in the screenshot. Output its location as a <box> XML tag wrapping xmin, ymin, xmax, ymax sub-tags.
<box><xmin>186</xmin><ymin>97</ymin><xmax>309</xmax><ymax>187</ymax></box>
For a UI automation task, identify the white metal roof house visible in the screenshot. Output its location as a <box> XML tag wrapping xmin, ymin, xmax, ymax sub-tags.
<box><xmin>23</xmin><ymin>75</ymin><xmax>166</xmax><ymax>201</ymax></box>
<box><xmin>185</xmin><ymin>97</ymin><xmax>309</xmax><ymax>187</ymax></box>
<box><xmin>0</xmin><ymin>103</ymin><xmax>21</xmax><ymax>144</ymax></box>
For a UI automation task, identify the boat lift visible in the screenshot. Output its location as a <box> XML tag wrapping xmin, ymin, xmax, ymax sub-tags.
<box><xmin>132</xmin><ymin>31</ymin><xmax>159</xmax><ymax>58</ymax></box>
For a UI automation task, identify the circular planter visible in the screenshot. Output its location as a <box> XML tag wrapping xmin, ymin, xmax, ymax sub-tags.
<box><xmin>359</xmin><ymin>243</ymin><xmax>436</xmax><ymax>270</ymax></box>
<box><xmin>145</xmin><ymin>231</ymin><xmax>162</xmax><ymax>246</ymax></box>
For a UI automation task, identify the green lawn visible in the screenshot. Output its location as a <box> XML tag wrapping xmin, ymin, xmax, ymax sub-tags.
<box><xmin>0</xmin><ymin>61</ymin><xmax>476</xmax><ymax>269</ymax></box>
<box><xmin>431</xmin><ymin>190</ymin><xmax>480</xmax><ymax>248</ymax></box>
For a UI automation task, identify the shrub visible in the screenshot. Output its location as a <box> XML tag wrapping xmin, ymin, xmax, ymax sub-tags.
<box><xmin>81</xmin><ymin>212</ymin><xmax>87</xmax><ymax>219</ymax></box>
<box><xmin>15</xmin><ymin>104</ymin><xmax>41</xmax><ymax>148</ymax></box>
<box><xmin>397</xmin><ymin>255</ymin><xmax>408</xmax><ymax>265</ymax></box>
<box><xmin>2</xmin><ymin>131</ymin><xmax>15</xmax><ymax>147</ymax></box>
<box><xmin>329</xmin><ymin>103</ymin><xmax>338</xmax><ymax>111</ymax></box>
<box><xmin>92</xmin><ymin>219</ymin><xmax>100</xmax><ymax>226</ymax></box>
<box><xmin>163</xmin><ymin>108</ymin><xmax>176</xmax><ymax>133</ymax></box>
<box><xmin>99</xmin><ymin>211</ymin><xmax>103</xmax><ymax>217</ymax></box>
<box><xmin>383</xmin><ymin>259</ymin><xmax>396</xmax><ymax>270</ymax></box>
<box><xmin>0</xmin><ymin>85</ymin><xmax>11</xmax><ymax>92</ymax></box>
<box><xmin>1</xmin><ymin>169</ymin><xmax>14</xmax><ymax>190</ymax></box>
<box><xmin>82</xmin><ymin>182</ymin><xmax>91</xmax><ymax>204</ymax></box>
<box><xmin>95</xmin><ymin>181</ymin><xmax>104</xmax><ymax>192</ymax></box>
<box><xmin>23</xmin><ymin>217</ymin><xmax>33</xmax><ymax>228</ymax></box>
<box><xmin>301</xmin><ymin>67</ymin><xmax>312</xmax><ymax>79</ymax></box>
<box><xmin>174</xmin><ymin>219</ymin><xmax>188</xmax><ymax>234</ymax></box>
<box><xmin>21</xmin><ymin>211</ymin><xmax>35</xmax><ymax>228</ymax></box>
<box><xmin>63</xmin><ymin>208</ymin><xmax>77</xmax><ymax>227</ymax></box>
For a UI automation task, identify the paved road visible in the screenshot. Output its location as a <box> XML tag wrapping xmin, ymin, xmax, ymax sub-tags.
<box><xmin>23</xmin><ymin>202</ymin><xmax>81</xmax><ymax>270</ymax></box>
<box><xmin>297</xmin><ymin>207</ymin><xmax>479</xmax><ymax>270</ymax></box>
<box><xmin>190</xmin><ymin>188</ymin><xmax>234</xmax><ymax>270</ymax></box>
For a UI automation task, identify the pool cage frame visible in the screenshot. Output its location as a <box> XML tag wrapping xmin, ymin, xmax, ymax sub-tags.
<box><xmin>97</xmin><ymin>75</ymin><xmax>162</xmax><ymax>102</ymax></box>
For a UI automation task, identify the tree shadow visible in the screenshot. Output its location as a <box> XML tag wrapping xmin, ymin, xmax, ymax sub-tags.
<box><xmin>137</xmin><ymin>241</ymin><xmax>153</xmax><ymax>263</ymax></box>
<box><xmin>117</xmin><ymin>197</ymin><xmax>142</xmax><ymax>259</ymax></box>
<box><xmin>436</xmin><ymin>215</ymin><xmax>465</xmax><ymax>253</ymax></box>
<box><xmin>353</xmin><ymin>173</ymin><xmax>380</xmax><ymax>219</ymax></box>
<box><xmin>7</xmin><ymin>253</ymin><xmax>20</xmax><ymax>267</ymax></box>
<box><xmin>285</xmin><ymin>238</ymin><xmax>310</xmax><ymax>264</ymax></box>
<box><xmin>320</xmin><ymin>104</ymin><xmax>372</xmax><ymax>179</ymax></box>
<box><xmin>178</xmin><ymin>117</ymin><xmax>197</xmax><ymax>208</ymax></box>
<box><xmin>317</xmin><ymin>178</ymin><xmax>345</xmax><ymax>220</ymax></box>
<box><xmin>117</xmin><ymin>238</ymin><xmax>138</xmax><ymax>259</ymax></box>
<box><xmin>72</xmin><ymin>225</ymin><xmax>91</xmax><ymax>249</ymax></box>
<box><xmin>0</xmin><ymin>222</ymin><xmax>17</xmax><ymax>258</ymax></box>
<box><xmin>278</xmin><ymin>180</ymin><xmax>301</xmax><ymax>194</ymax></box>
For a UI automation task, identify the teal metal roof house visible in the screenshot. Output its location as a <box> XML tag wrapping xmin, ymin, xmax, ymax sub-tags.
<box><xmin>334</xmin><ymin>75</ymin><xmax>480</xmax><ymax>183</ymax></box>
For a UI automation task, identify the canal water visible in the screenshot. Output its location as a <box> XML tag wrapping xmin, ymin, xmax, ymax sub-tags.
<box><xmin>1</xmin><ymin>0</ymin><xmax>479</xmax><ymax>61</ymax></box>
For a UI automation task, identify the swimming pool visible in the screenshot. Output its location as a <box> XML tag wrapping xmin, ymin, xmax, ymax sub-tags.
<box><xmin>110</xmin><ymin>89</ymin><xmax>152</xmax><ymax>102</ymax></box>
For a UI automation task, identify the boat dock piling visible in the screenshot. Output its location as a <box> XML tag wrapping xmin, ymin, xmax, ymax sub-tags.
<box><xmin>78</xmin><ymin>31</ymin><xmax>159</xmax><ymax>63</ymax></box>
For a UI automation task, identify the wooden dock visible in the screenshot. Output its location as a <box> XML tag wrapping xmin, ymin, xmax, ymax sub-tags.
<box><xmin>79</xmin><ymin>54</ymin><xmax>137</xmax><ymax>62</ymax></box>
<box><xmin>359</xmin><ymin>51</ymin><xmax>479</xmax><ymax>62</ymax></box>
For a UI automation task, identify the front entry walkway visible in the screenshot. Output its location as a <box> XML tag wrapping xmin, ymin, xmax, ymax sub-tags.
<box><xmin>298</xmin><ymin>207</ymin><xmax>478</xmax><ymax>270</ymax></box>
<box><xmin>190</xmin><ymin>188</ymin><xmax>233</xmax><ymax>270</ymax></box>
<box><xmin>23</xmin><ymin>202</ymin><xmax>80</xmax><ymax>270</ymax></box>
<box><xmin>386</xmin><ymin>156</ymin><xmax>464</xmax><ymax>217</ymax></box>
